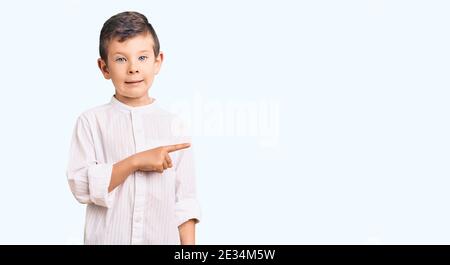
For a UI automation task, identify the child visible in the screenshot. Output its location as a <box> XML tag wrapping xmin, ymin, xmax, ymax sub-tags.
<box><xmin>66</xmin><ymin>11</ymin><xmax>201</xmax><ymax>245</ymax></box>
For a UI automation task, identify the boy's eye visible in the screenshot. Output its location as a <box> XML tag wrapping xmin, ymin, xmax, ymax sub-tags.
<box><xmin>138</xmin><ymin>56</ymin><xmax>148</xmax><ymax>61</ymax></box>
<box><xmin>115</xmin><ymin>57</ymin><xmax>126</xmax><ymax>63</ymax></box>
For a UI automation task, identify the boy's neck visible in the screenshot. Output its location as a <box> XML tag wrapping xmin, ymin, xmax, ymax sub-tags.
<box><xmin>114</xmin><ymin>94</ymin><xmax>154</xmax><ymax>107</ymax></box>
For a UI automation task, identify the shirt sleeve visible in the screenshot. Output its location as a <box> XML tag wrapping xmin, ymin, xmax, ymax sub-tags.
<box><xmin>174</xmin><ymin>141</ymin><xmax>202</xmax><ymax>227</ymax></box>
<box><xmin>66</xmin><ymin>115</ymin><xmax>116</xmax><ymax>208</ymax></box>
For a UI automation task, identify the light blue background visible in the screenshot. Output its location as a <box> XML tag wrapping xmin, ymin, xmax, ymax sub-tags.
<box><xmin>0</xmin><ymin>0</ymin><xmax>449</xmax><ymax>244</ymax></box>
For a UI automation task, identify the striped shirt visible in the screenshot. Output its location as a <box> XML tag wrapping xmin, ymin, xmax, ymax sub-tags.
<box><xmin>66</xmin><ymin>96</ymin><xmax>201</xmax><ymax>244</ymax></box>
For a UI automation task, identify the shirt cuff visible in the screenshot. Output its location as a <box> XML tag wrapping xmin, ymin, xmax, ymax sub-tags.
<box><xmin>87</xmin><ymin>163</ymin><xmax>115</xmax><ymax>208</ymax></box>
<box><xmin>175</xmin><ymin>198</ymin><xmax>202</xmax><ymax>227</ymax></box>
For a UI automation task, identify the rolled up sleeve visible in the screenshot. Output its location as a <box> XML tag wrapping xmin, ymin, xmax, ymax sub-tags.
<box><xmin>66</xmin><ymin>116</ymin><xmax>116</xmax><ymax>208</ymax></box>
<box><xmin>174</xmin><ymin>142</ymin><xmax>202</xmax><ymax>227</ymax></box>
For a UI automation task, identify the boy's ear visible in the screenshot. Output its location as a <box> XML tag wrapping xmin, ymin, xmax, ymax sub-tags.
<box><xmin>97</xmin><ymin>58</ymin><xmax>111</xmax><ymax>80</ymax></box>
<box><xmin>154</xmin><ymin>52</ymin><xmax>164</xmax><ymax>75</ymax></box>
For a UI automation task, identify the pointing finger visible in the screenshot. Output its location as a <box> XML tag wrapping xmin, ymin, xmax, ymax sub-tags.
<box><xmin>165</xmin><ymin>143</ymin><xmax>191</xmax><ymax>153</ymax></box>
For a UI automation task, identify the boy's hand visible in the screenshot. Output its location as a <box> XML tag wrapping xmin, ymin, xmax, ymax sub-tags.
<box><xmin>132</xmin><ymin>143</ymin><xmax>191</xmax><ymax>173</ymax></box>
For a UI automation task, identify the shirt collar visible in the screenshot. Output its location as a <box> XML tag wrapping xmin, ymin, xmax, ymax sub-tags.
<box><xmin>110</xmin><ymin>95</ymin><xmax>159</xmax><ymax>114</ymax></box>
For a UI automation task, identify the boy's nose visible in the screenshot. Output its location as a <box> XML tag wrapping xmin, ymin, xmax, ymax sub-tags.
<box><xmin>128</xmin><ymin>62</ymin><xmax>139</xmax><ymax>74</ymax></box>
<box><xmin>128</xmin><ymin>68</ymin><xmax>139</xmax><ymax>74</ymax></box>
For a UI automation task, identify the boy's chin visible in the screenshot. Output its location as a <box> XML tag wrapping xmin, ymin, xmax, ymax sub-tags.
<box><xmin>116</xmin><ymin>89</ymin><xmax>149</xmax><ymax>99</ymax></box>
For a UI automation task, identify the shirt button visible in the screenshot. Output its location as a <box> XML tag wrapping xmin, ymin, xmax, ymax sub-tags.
<box><xmin>135</xmin><ymin>216</ymin><xmax>142</xmax><ymax>223</ymax></box>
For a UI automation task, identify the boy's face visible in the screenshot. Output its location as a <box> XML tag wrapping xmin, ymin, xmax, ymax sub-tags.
<box><xmin>98</xmin><ymin>33</ymin><xmax>163</xmax><ymax>105</ymax></box>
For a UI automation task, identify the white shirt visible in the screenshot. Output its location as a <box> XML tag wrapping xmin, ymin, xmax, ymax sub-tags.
<box><xmin>66</xmin><ymin>96</ymin><xmax>201</xmax><ymax>244</ymax></box>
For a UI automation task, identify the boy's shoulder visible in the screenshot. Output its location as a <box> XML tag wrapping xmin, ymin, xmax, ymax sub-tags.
<box><xmin>77</xmin><ymin>102</ymin><xmax>112</xmax><ymax>120</ymax></box>
<box><xmin>152</xmin><ymin>105</ymin><xmax>180</xmax><ymax>119</ymax></box>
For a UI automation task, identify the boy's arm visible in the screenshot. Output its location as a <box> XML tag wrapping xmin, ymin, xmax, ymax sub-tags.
<box><xmin>174</xmin><ymin>140</ymin><xmax>202</xmax><ymax>243</ymax></box>
<box><xmin>108</xmin><ymin>144</ymin><xmax>191</xmax><ymax>192</ymax></box>
<box><xmin>67</xmin><ymin>115</ymin><xmax>188</xmax><ymax>207</ymax></box>
<box><xmin>67</xmin><ymin>116</ymin><xmax>117</xmax><ymax>208</ymax></box>
<box><xmin>178</xmin><ymin>219</ymin><xmax>197</xmax><ymax>245</ymax></box>
<box><xmin>108</xmin><ymin>155</ymin><xmax>138</xmax><ymax>192</ymax></box>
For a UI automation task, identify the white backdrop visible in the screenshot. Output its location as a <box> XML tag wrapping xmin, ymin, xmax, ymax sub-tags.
<box><xmin>1</xmin><ymin>0</ymin><xmax>450</xmax><ymax>244</ymax></box>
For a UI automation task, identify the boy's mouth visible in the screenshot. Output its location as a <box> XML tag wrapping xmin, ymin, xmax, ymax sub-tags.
<box><xmin>125</xmin><ymin>80</ymin><xmax>144</xmax><ymax>84</ymax></box>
